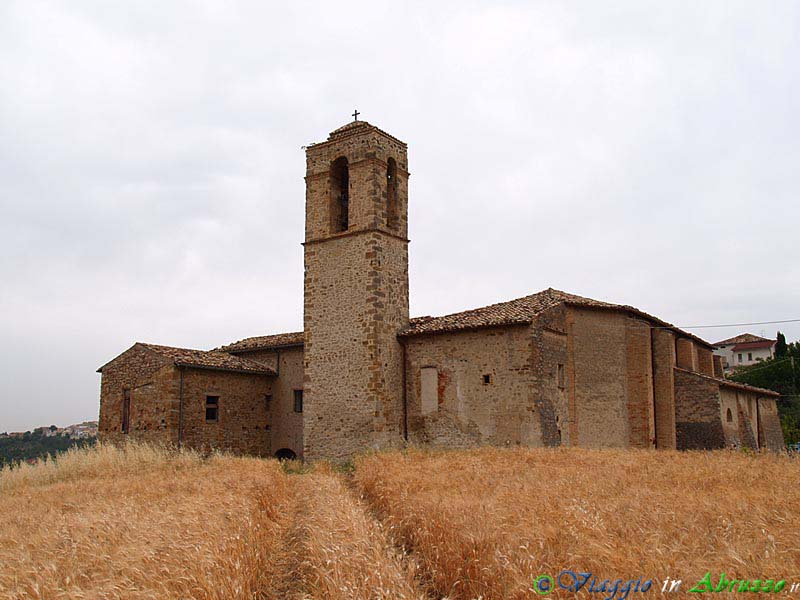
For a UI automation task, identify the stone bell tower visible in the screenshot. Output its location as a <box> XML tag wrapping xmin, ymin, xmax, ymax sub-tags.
<box><xmin>302</xmin><ymin>119</ymin><xmax>410</xmax><ymax>460</ymax></box>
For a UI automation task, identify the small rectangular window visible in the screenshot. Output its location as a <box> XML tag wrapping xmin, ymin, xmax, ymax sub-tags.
<box><xmin>747</xmin><ymin>352</ymin><xmax>752</xmax><ymax>361</ymax></box>
<box><xmin>293</xmin><ymin>389</ymin><xmax>303</xmax><ymax>413</ymax></box>
<box><xmin>557</xmin><ymin>364</ymin><xmax>565</xmax><ymax>389</ymax></box>
<box><xmin>205</xmin><ymin>395</ymin><xmax>219</xmax><ymax>422</ymax></box>
<box><xmin>121</xmin><ymin>388</ymin><xmax>131</xmax><ymax>434</ymax></box>
<box><xmin>738</xmin><ymin>353</ymin><xmax>743</xmax><ymax>362</ymax></box>
<box><xmin>482</xmin><ymin>373</ymin><xmax>492</xmax><ymax>385</ymax></box>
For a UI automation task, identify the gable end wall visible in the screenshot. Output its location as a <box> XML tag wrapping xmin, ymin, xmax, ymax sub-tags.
<box><xmin>98</xmin><ymin>345</ymin><xmax>177</xmax><ymax>445</ymax></box>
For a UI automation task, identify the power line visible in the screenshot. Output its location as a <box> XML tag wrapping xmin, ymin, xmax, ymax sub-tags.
<box><xmin>675</xmin><ymin>318</ymin><xmax>800</xmax><ymax>330</ymax></box>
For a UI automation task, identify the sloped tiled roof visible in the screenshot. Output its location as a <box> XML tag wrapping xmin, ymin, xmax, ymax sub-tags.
<box><xmin>714</xmin><ymin>333</ymin><xmax>772</xmax><ymax>346</ymax></box>
<box><xmin>399</xmin><ymin>288</ymin><xmax>713</xmax><ymax>348</ymax></box>
<box><xmin>401</xmin><ymin>289</ymin><xmax>593</xmax><ymax>336</ymax></box>
<box><xmin>674</xmin><ymin>367</ymin><xmax>780</xmax><ymax>397</ymax></box>
<box><xmin>732</xmin><ymin>340</ymin><xmax>776</xmax><ymax>351</ymax></box>
<box><xmin>318</xmin><ymin>120</ymin><xmax>406</xmax><ymax>146</ymax></box>
<box><xmin>138</xmin><ymin>343</ymin><xmax>275</xmax><ymax>375</ymax></box>
<box><xmin>216</xmin><ymin>331</ymin><xmax>304</xmax><ymax>353</ymax></box>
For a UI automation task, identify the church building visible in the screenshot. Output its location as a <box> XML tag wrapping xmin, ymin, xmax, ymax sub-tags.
<box><xmin>97</xmin><ymin>120</ymin><xmax>784</xmax><ymax>460</ymax></box>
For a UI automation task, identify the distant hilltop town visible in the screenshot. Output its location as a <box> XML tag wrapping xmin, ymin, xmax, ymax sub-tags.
<box><xmin>1</xmin><ymin>421</ymin><xmax>98</xmax><ymax>440</ymax></box>
<box><xmin>0</xmin><ymin>421</ymin><xmax>98</xmax><ymax>466</ymax></box>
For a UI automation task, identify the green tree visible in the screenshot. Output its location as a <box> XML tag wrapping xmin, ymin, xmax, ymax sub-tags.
<box><xmin>776</xmin><ymin>331</ymin><xmax>788</xmax><ymax>358</ymax></box>
<box><xmin>732</xmin><ymin>348</ymin><xmax>800</xmax><ymax>445</ymax></box>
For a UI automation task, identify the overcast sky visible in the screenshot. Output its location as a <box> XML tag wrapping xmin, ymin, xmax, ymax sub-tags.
<box><xmin>1</xmin><ymin>1</ymin><xmax>798</xmax><ymax>432</ymax></box>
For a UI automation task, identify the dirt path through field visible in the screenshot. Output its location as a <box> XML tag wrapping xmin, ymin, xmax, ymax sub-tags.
<box><xmin>265</xmin><ymin>469</ymin><xmax>426</xmax><ymax>600</ymax></box>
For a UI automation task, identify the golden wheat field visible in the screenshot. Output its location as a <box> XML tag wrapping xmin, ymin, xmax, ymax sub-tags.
<box><xmin>0</xmin><ymin>444</ymin><xmax>798</xmax><ymax>599</ymax></box>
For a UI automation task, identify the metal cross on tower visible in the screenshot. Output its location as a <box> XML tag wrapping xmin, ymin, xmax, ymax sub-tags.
<box><xmin>352</xmin><ymin>109</ymin><xmax>360</xmax><ymax>121</ymax></box>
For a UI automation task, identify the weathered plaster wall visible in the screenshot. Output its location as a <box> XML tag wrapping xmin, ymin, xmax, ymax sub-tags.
<box><xmin>403</xmin><ymin>325</ymin><xmax>537</xmax><ymax>448</ymax></box>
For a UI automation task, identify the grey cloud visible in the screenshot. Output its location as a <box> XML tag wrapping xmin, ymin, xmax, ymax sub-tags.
<box><xmin>1</xmin><ymin>0</ymin><xmax>798</xmax><ymax>431</ymax></box>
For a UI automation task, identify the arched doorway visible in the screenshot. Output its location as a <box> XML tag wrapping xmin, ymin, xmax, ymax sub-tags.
<box><xmin>275</xmin><ymin>448</ymin><xmax>297</xmax><ymax>461</ymax></box>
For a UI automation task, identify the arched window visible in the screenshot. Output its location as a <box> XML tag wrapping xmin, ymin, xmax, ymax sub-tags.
<box><xmin>386</xmin><ymin>157</ymin><xmax>398</xmax><ymax>229</ymax></box>
<box><xmin>331</xmin><ymin>157</ymin><xmax>349</xmax><ymax>232</ymax></box>
<box><xmin>726</xmin><ymin>408</ymin><xmax>733</xmax><ymax>423</ymax></box>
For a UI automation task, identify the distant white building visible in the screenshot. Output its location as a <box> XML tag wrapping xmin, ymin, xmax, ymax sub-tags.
<box><xmin>713</xmin><ymin>333</ymin><xmax>776</xmax><ymax>372</ymax></box>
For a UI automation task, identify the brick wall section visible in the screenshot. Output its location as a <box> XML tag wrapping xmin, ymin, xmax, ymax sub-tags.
<box><xmin>673</xmin><ymin>368</ymin><xmax>726</xmax><ymax>450</ymax></box>
<box><xmin>531</xmin><ymin>305</ymin><xmax>568</xmax><ymax>446</ymax></box>
<box><xmin>675</xmin><ymin>338</ymin><xmax>697</xmax><ymax>371</ymax></box>
<box><xmin>303</xmin><ymin>123</ymin><xmax>409</xmax><ymax>461</ymax></box>
<box><xmin>626</xmin><ymin>319</ymin><xmax>655</xmax><ymax>448</ymax></box>
<box><xmin>651</xmin><ymin>328</ymin><xmax>677</xmax><ymax>449</ymax></box>
<box><xmin>757</xmin><ymin>398</ymin><xmax>784</xmax><ymax>451</ymax></box>
<box><xmin>696</xmin><ymin>346</ymin><xmax>714</xmax><ymax>376</ymax></box>
<box><xmin>177</xmin><ymin>368</ymin><xmax>272</xmax><ymax>456</ymax></box>
<box><xmin>233</xmin><ymin>347</ymin><xmax>305</xmax><ymax>457</ymax></box>
<box><xmin>566</xmin><ymin>307</ymin><xmax>630</xmax><ymax>447</ymax></box>
<box><xmin>403</xmin><ymin>325</ymin><xmax>537</xmax><ymax>449</ymax></box>
<box><xmin>98</xmin><ymin>344</ymin><xmax>177</xmax><ymax>445</ymax></box>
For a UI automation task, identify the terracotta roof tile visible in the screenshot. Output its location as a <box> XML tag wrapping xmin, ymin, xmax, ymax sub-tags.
<box><xmin>713</xmin><ymin>333</ymin><xmax>772</xmax><ymax>346</ymax></box>
<box><xmin>401</xmin><ymin>288</ymin><xmax>576</xmax><ymax>336</ymax></box>
<box><xmin>399</xmin><ymin>288</ymin><xmax>713</xmax><ymax>348</ymax></box>
<box><xmin>313</xmin><ymin>120</ymin><xmax>407</xmax><ymax>147</ymax></box>
<box><xmin>216</xmin><ymin>331</ymin><xmax>304</xmax><ymax>353</ymax></box>
<box><xmin>732</xmin><ymin>340</ymin><xmax>776</xmax><ymax>351</ymax></box>
<box><xmin>674</xmin><ymin>367</ymin><xmax>780</xmax><ymax>397</ymax></box>
<box><xmin>139</xmin><ymin>343</ymin><xmax>275</xmax><ymax>375</ymax></box>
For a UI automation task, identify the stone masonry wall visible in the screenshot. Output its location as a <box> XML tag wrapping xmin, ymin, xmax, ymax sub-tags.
<box><xmin>531</xmin><ymin>306</ymin><xmax>569</xmax><ymax>446</ymax></box>
<box><xmin>673</xmin><ymin>368</ymin><xmax>726</xmax><ymax>450</ymax></box>
<box><xmin>98</xmin><ymin>344</ymin><xmax>177</xmax><ymax>446</ymax></box>
<box><xmin>177</xmin><ymin>368</ymin><xmax>272</xmax><ymax>456</ymax></box>
<box><xmin>234</xmin><ymin>347</ymin><xmax>305</xmax><ymax>457</ymax></box>
<box><xmin>303</xmin><ymin>232</ymin><xmax>408</xmax><ymax>460</ymax></box>
<box><xmin>303</xmin><ymin>123</ymin><xmax>409</xmax><ymax>461</ymax></box>
<box><xmin>304</xmin><ymin>123</ymin><xmax>408</xmax><ymax>242</ymax></box>
<box><xmin>403</xmin><ymin>325</ymin><xmax>537</xmax><ymax>448</ymax></box>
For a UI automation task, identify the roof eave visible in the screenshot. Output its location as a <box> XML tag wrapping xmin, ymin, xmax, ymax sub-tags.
<box><xmin>174</xmin><ymin>362</ymin><xmax>276</xmax><ymax>377</ymax></box>
<box><xmin>398</xmin><ymin>319</ymin><xmax>532</xmax><ymax>338</ymax></box>
<box><xmin>226</xmin><ymin>342</ymin><xmax>305</xmax><ymax>353</ymax></box>
<box><xmin>675</xmin><ymin>367</ymin><xmax>780</xmax><ymax>397</ymax></box>
<box><xmin>96</xmin><ymin>342</ymin><xmax>149</xmax><ymax>374</ymax></box>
